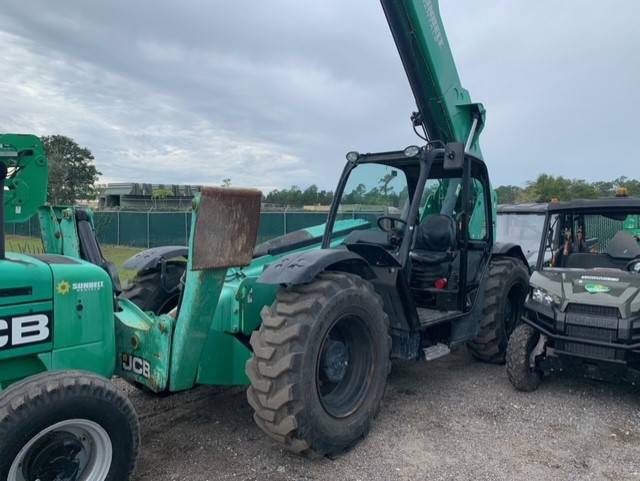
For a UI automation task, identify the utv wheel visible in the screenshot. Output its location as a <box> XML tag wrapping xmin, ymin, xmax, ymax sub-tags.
<box><xmin>246</xmin><ymin>271</ymin><xmax>391</xmax><ymax>457</ymax></box>
<box><xmin>123</xmin><ymin>261</ymin><xmax>185</xmax><ymax>314</ymax></box>
<box><xmin>467</xmin><ymin>256</ymin><xmax>529</xmax><ymax>364</ymax></box>
<box><xmin>0</xmin><ymin>371</ymin><xmax>140</xmax><ymax>481</ymax></box>
<box><xmin>506</xmin><ymin>324</ymin><xmax>543</xmax><ymax>391</ymax></box>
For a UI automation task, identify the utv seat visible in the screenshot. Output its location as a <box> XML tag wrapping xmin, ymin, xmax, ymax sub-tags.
<box><xmin>565</xmin><ymin>253</ymin><xmax>627</xmax><ymax>270</ymax></box>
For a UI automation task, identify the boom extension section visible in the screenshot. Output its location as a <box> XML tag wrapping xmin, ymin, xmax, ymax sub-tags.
<box><xmin>381</xmin><ymin>0</ymin><xmax>485</xmax><ymax>157</ymax></box>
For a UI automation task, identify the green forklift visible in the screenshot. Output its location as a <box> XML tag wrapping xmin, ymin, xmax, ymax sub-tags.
<box><xmin>0</xmin><ymin>0</ymin><xmax>531</xmax><ymax>479</ymax></box>
<box><xmin>243</xmin><ymin>0</ymin><xmax>533</xmax><ymax>455</ymax></box>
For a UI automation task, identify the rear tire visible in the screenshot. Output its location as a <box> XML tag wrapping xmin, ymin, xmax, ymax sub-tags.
<box><xmin>467</xmin><ymin>256</ymin><xmax>529</xmax><ymax>363</ymax></box>
<box><xmin>506</xmin><ymin>324</ymin><xmax>543</xmax><ymax>392</ymax></box>
<box><xmin>246</xmin><ymin>271</ymin><xmax>391</xmax><ymax>457</ymax></box>
<box><xmin>0</xmin><ymin>370</ymin><xmax>139</xmax><ymax>481</ymax></box>
<box><xmin>122</xmin><ymin>261</ymin><xmax>185</xmax><ymax>314</ymax></box>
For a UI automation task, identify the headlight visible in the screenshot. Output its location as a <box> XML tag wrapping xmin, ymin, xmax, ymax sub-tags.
<box><xmin>403</xmin><ymin>145</ymin><xmax>420</xmax><ymax>157</ymax></box>
<box><xmin>531</xmin><ymin>288</ymin><xmax>555</xmax><ymax>307</ymax></box>
<box><xmin>346</xmin><ymin>151</ymin><xmax>359</xmax><ymax>162</ymax></box>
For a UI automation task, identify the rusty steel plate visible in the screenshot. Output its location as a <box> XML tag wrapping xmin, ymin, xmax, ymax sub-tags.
<box><xmin>192</xmin><ymin>187</ymin><xmax>262</xmax><ymax>270</ymax></box>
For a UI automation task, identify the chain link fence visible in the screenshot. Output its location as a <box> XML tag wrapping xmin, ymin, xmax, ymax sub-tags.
<box><xmin>7</xmin><ymin>210</ymin><xmax>377</xmax><ymax>248</ymax></box>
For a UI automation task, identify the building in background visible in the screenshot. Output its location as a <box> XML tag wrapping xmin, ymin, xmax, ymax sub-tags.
<box><xmin>98</xmin><ymin>183</ymin><xmax>202</xmax><ymax>210</ymax></box>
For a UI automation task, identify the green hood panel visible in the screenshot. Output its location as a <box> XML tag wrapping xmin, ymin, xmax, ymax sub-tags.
<box><xmin>0</xmin><ymin>254</ymin><xmax>53</xmax><ymax>306</ymax></box>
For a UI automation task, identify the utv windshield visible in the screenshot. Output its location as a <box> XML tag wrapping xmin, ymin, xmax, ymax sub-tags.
<box><xmin>496</xmin><ymin>213</ymin><xmax>545</xmax><ymax>262</ymax></box>
<box><xmin>542</xmin><ymin>210</ymin><xmax>640</xmax><ymax>271</ymax></box>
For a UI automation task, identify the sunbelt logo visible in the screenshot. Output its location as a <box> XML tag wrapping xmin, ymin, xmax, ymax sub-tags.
<box><xmin>57</xmin><ymin>280</ymin><xmax>105</xmax><ymax>295</ymax></box>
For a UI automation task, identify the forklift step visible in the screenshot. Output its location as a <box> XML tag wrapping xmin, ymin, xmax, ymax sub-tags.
<box><xmin>423</xmin><ymin>343</ymin><xmax>451</xmax><ymax>361</ymax></box>
<box><xmin>417</xmin><ymin>307</ymin><xmax>462</xmax><ymax>327</ymax></box>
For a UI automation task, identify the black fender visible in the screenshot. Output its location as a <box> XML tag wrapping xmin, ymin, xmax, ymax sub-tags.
<box><xmin>258</xmin><ymin>249</ymin><xmax>375</xmax><ymax>286</ymax></box>
<box><xmin>123</xmin><ymin>245</ymin><xmax>188</xmax><ymax>272</ymax></box>
<box><xmin>492</xmin><ymin>242</ymin><xmax>530</xmax><ymax>272</ymax></box>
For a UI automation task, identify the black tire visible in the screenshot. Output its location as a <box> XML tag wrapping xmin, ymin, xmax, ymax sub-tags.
<box><xmin>506</xmin><ymin>324</ymin><xmax>543</xmax><ymax>391</ymax></box>
<box><xmin>122</xmin><ymin>261</ymin><xmax>185</xmax><ymax>314</ymax></box>
<box><xmin>246</xmin><ymin>271</ymin><xmax>391</xmax><ymax>457</ymax></box>
<box><xmin>467</xmin><ymin>256</ymin><xmax>529</xmax><ymax>364</ymax></box>
<box><xmin>0</xmin><ymin>370</ymin><xmax>139</xmax><ymax>481</ymax></box>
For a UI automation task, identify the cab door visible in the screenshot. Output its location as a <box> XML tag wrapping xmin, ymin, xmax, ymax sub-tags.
<box><xmin>458</xmin><ymin>157</ymin><xmax>493</xmax><ymax>312</ymax></box>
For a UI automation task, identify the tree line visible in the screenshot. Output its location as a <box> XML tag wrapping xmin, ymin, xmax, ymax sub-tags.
<box><xmin>495</xmin><ymin>174</ymin><xmax>640</xmax><ymax>204</ymax></box>
<box><xmin>39</xmin><ymin>135</ymin><xmax>640</xmax><ymax>207</ymax></box>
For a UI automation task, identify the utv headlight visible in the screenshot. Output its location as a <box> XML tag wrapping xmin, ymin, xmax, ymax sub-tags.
<box><xmin>531</xmin><ymin>288</ymin><xmax>555</xmax><ymax>307</ymax></box>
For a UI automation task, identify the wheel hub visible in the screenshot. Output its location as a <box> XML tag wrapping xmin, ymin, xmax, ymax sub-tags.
<box><xmin>322</xmin><ymin>340</ymin><xmax>349</xmax><ymax>383</ymax></box>
<box><xmin>22</xmin><ymin>431</ymin><xmax>86</xmax><ymax>481</ymax></box>
<box><xmin>9</xmin><ymin>419</ymin><xmax>113</xmax><ymax>481</ymax></box>
<box><xmin>316</xmin><ymin>314</ymin><xmax>375</xmax><ymax>419</ymax></box>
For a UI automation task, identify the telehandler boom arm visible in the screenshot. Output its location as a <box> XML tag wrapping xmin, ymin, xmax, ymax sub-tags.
<box><xmin>381</xmin><ymin>0</ymin><xmax>484</xmax><ymax>157</ymax></box>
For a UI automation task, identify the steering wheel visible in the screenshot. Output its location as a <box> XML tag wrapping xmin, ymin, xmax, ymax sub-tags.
<box><xmin>626</xmin><ymin>258</ymin><xmax>640</xmax><ymax>273</ymax></box>
<box><xmin>377</xmin><ymin>216</ymin><xmax>407</xmax><ymax>233</ymax></box>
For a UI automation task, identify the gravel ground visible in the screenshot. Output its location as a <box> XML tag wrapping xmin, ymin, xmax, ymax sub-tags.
<box><xmin>124</xmin><ymin>348</ymin><xmax>640</xmax><ymax>481</ymax></box>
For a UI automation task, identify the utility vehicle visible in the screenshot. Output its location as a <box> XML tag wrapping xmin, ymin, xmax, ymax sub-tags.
<box><xmin>507</xmin><ymin>197</ymin><xmax>640</xmax><ymax>391</ymax></box>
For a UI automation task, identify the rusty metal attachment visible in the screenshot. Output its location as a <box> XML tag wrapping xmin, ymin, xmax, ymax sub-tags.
<box><xmin>192</xmin><ymin>187</ymin><xmax>262</xmax><ymax>270</ymax></box>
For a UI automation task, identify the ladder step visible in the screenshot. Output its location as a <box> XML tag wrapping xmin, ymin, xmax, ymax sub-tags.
<box><xmin>423</xmin><ymin>343</ymin><xmax>451</xmax><ymax>361</ymax></box>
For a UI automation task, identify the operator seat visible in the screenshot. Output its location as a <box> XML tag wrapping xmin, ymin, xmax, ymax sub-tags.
<box><xmin>411</xmin><ymin>214</ymin><xmax>457</xmax><ymax>264</ymax></box>
<box><xmin>76</xmin><ymin>209</ymin><xmax>122</xmax><ymax>294</ymax></box>
<box><xmin>409</xmin><ymin>214</ymin><xmax>457</xmax><ymax>305</ymax></box>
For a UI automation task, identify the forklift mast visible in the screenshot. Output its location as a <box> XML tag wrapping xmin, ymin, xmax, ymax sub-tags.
<box><xmin>381</xmin><ymin>0</ymin><xmax>485</xmax><ymax>158</ymax></box>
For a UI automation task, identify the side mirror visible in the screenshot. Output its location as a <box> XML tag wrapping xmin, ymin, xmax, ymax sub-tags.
<box><xmin>444</xmin><ymin>142</ymin><xmax>465</xmax><ymax>170</ymax></box>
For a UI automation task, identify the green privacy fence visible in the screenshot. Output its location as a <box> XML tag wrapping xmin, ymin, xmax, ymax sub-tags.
<box><xmin>6</xmin><ymin>210</ymin><xmax>382</xmax><ymax>248</ymax></box>
<box><xmin>584</xmin><ymin>216</ymin><xmax>624</xmax><ymax>251</ymax></box>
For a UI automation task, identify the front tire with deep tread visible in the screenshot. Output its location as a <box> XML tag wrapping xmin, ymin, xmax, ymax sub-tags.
<box><xmin>246</xmin><ymin>271</ymin><xmax>391</xmax><ymax>457</ymax></box>
<box><xmin>506</xmin><ymin>324</ymin><xmax>543</xmax><ymax>391</ymax></box>
<box><xmin>467</xmin><ymin>256</ymin><xmax>529</xmax><ymax>364</ymax></box>
<box><xmin>0</xmin><ymin>370</ymin><xmax>140</xmax><ymax>481</ymax></box>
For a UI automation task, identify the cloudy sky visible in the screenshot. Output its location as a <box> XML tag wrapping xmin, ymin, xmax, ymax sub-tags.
<box><xmin>0</xmin><ymin>1</ymin><xmax>638</xmax><ymax>192</ymax></box>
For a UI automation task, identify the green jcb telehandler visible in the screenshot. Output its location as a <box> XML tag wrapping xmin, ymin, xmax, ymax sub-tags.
<box><xmin>119</xmin><ymin>0</ymin><xmax>530</xmax><ymax>457</ymax></box>
<box><xmin>242</xmin><ymin>0</ymin><xmax>533</xmax><ymax>455</ymax></box>
<box><xmin>0</xmin><ymin>133</ymin><xmax>262</xmax><ymax>481</ymax></box>
<box><xmin>0</xmin><ymin>0</ymin><xmax>532</xmax><ymax>476</ymax></box>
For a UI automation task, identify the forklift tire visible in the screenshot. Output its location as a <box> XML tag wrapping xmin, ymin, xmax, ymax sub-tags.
<box><xmin>246</xmin><ymin>271</ymin><xmax>391</xmax><ymax>457</ymax></box>
<box><xmin>122</xmin><ymin>261</ymin><xmax>185</xmax><ymax>314</ymax></box>
<box><xmin>467</xmin><ymin>256</ymin><xmax>529</xmax><ymax>364</ymax></box>
<box><xmin>0</xmin><ymin>370</ymin><xmax>139</xmax><ymax>481</ymax></box>
<box><xmin>506</xmin><ymin>324</ymin><xmax>543</xmax><ymax>391</ymax></box>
